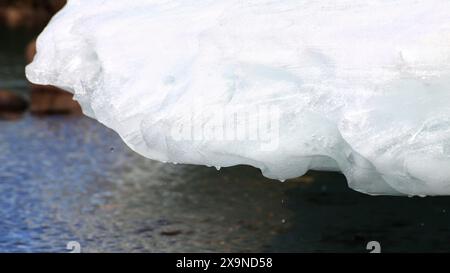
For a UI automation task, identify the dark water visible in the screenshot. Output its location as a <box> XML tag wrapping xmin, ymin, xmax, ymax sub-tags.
<box><xmin>2</xmin><ymin>27</ymin><xmax>450</xmax><ymax>253</ymax></box>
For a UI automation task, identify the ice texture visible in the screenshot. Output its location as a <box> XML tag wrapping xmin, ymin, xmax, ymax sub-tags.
<box><xmin>26</xmin><ymin>0</ymin><xmax>450</xmax><ymax>196</ymax></box>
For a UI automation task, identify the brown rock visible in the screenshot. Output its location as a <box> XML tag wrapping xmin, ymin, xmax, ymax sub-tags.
<box><xmin>48</xmin><ymin>0</ymin><xmax>67</xmax><ymax>14</ymax></box>
<box><xmin>25</xmin><ymin>39</ymin><xmax>36</xmax><ymax>64</ymax></box>
<box><xmin>0</xmin><ymin>0</ymin><xmax>67</xmax><ymax>29</ymax></box>
<box><xmin>0</xmin><ymin>90</ymin><xmax>29</xmax><ymax>120</ymax></box>
<box><xmin>30</xmin><ymin>85</ymin><xmax>82</xmax><ymax>115</ymax></box>
<box><xmin>1</xmin><ymin>7</ymin><xmax>26</xmax><ymax>29</ymax></box>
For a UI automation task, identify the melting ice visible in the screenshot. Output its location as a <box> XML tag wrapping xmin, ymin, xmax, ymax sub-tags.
<box><xmin>26</xmin><ymin>0</ymin><xmax>450</xmax><ymax>196</ymax></box>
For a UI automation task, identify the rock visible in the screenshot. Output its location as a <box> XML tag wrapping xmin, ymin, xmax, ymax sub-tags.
<box><xmin>0</xmin><ymin>7</ymin><xmax>25</xmax><ymax>29</ymax></box>
<box><xmin>0</xmin><ymin>6</ymin><xmax>45</xmax><ymax>29</ymax></box>
<box><xmin>48</xmin><ymin>0</ymin><xmax>67</xmax><ymax>14</ymax></box>
<box><xmin>0</xmin><ymin>90</ymin><xmax>29</xmax><ymax>120</ymax></box>
<box><xmin>25</xmin><ymin>39</ymin><xmax>36</xmax><ymax>64</ymax></box>
<box><xmin>30</xmin><ymin>85</ymin><xmax>82</xmax><ymax>115</ymax></box>
<box><xmin>0</xmin><ymin>1</ymin><xmax>67</xmax><ymax>29</ymax></box>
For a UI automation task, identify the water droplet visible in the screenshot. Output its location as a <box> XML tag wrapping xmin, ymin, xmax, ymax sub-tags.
<box><xmin>281</xmin><ymin>219</ymin><xmax>286</xmax><ymax>224</ymax></box>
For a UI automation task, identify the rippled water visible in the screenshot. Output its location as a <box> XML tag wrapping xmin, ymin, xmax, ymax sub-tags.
<box><xmin>2</xmin><ymin>116</ymin><xmax>450</xmax><ymax>253</ymax></box>
<box><xmin>0</xmin><ymin>115</ymin><xmax>296</xmax><ymax>252</ymax></box>
<box><xmin>2</xmin><ymin>26</ymin><xmax>450</xmax><ymax>253</ymax></box>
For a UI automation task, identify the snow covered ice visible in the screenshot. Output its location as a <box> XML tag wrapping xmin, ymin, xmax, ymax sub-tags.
<box><xmin>26</xmin><ymin>0</ymin><xmax>450</xmax><ymax>196</ymax></box>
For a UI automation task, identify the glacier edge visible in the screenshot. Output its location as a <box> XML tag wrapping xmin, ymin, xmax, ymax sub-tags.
<box><xmin>26</xmin><ymin>0</ymin><xmax>450</xmax><ymax>196</ymax></box>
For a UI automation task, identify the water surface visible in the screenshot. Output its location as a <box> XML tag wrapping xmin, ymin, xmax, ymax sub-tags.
<box><xmin>1</xmin><ymin>116</ymin><xmax>450</xmax><ymax>252</ymax></box>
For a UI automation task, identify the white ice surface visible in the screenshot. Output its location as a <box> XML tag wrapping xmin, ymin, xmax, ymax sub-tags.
<box><xmin>26</xmin><ymin>0</ymin><xmax>450</xmax><ymax>196</ymax></box>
